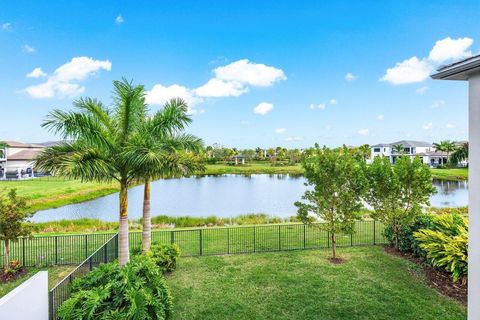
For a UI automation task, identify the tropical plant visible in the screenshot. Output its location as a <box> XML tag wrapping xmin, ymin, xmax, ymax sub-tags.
<box><xmin>294</xmin><ymin>147</ymin><xmax>366</xmax><ymax>259</ymax></box>
<box><xmin>58</xmin><ymin>255</ymin><xmax>173</xmax><ymax>320</ymax></box>
<box><xmin>146</xmin><ymin>243</ymin><xmax>181</xmax><ymax>273</ymax></box>
<box><xmin>35</xmin><ymin>79</ymin><xmax>149</xmax><ymax>266</ymax></box>
<box><xmin>392</xmin><ymin>144</ymin><xmax>404</xmax><ymax>155</ymax></box>
<box><xmin>365</xmin><ymin>156</ymin><xmax>436</xmax><ymax>249</ymax></box>
<box><xmin>0</xmin><ymin>189</ymin><xmax>31</xmax><ymax>271</ymax></box>
<box><xmin>433</xmin><ymin>140</ymin><xmax>457</xmax><ymax>166</ymax></box>
<box><xmin>414</xmin><ymin>214</ymin><xmax>468</xmax><ymax>282</ymax></box>
<box><xmin>125</xmin><ymin>98</ymin><xmax>204</xmax><ymax>253</ymax></box>
<box><xmin>451</xmin><ymin>142</ymin><xmax>468</xmax><ymax>167</ymax></box>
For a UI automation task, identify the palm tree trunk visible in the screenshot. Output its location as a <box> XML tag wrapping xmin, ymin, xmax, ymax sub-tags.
<box><xmin>4</xmin><ymin>240</ymin><xmax>10</xmax><ymax>272</ymax></box>
<box><xmin>118</xmin><ymin>182</ymin><xmax>130</xmax><ymax>266</ymax></box>
<box><xmin>142</xmin><ymin>179</ymin><xmax>152</xmax><ymax>254</ymax></box>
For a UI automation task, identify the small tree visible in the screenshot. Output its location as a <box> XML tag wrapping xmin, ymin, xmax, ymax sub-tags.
<box><xmin>365</xmin><ymin>156</ymin><xmax>436</xmax><ymax>249</ymax></box>
<box><xmin>295</xmin><ymin>147</ymin><xmax>366</xmax><ymax>259</ymax></box>
<box><xmin>0</xmin><ymin>189</ymin><xmax>31</xmax><ymax>271</ymax></box>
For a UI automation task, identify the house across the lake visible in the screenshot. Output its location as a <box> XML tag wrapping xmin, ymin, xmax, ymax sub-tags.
<box><xmin>367</xmin><ymin>140</ymin><xmax>465</xmax><ymax>167</ymax></box>
<box><xmin>0</xmin><ymin>141</ymin><xmax>47</xmax><ymax>179</ymax></box>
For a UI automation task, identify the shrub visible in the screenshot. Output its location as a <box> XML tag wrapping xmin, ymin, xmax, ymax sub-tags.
<box><xmin>147</xmin><ymin>243</ymin><xmax>181</xmax><ymax>273</ymax></box>
<box><xmin>414</xmin><ymin>214</ymin><xmax>468</xmax><ymax>282</ymax></box>
<box><xmin>58</xmin><ymin>256</ymin><xmax>173</xmax><ymax>320</ymax></box>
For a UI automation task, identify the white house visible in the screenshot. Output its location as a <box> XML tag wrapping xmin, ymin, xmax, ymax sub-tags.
<box><xmin>368</xmin><ymin>140</ymin><xmax>450</xmax><ymax>167</ymax></box>
<box><xmin>0</xmin><ymin>141</ymin><xmax>45</xmax><ymax>179</ymax></box>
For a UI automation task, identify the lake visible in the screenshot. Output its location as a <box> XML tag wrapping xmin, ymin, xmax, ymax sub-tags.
<box><xmin>31</xmin><ymin>174</ymin><xmax>468</xmax><ymax>222</ymax></box>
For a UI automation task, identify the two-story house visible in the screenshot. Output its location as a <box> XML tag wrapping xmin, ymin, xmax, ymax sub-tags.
<box><xmin>0</xmin><ymin>141</ymin><xmax>45</xmax><ymax>179</ymax></box>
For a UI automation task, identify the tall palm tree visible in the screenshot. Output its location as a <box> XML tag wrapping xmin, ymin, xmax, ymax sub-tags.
<box><xmin>392</xmin><ymin>144</ymin><xmax>404</xmax><ymax>155</ymax></box>
<box><xmin>125</xmin><ymin>98</ymin><xmax>204</xmax><ymax>253</ymax></box>
<box><xmin>433</xmin><ymin>140</ymin><xmax>457</xmax><ymax>165</ymax></box>
<box><xmin>35</xmin><ymin>79</ymin><xmax>149</xmax><ymax>266</ymax></box>
<box><xmin>451</xmin><ymin>142</ymin><xmax>469</xmax><ymax>167</ymax></box>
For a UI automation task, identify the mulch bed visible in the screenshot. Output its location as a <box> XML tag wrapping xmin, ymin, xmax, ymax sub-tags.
<box><xmin>383</xmin><ymin>246</ymin><xmax>467</xmax><ymax>304</ymax></box>
<box><xmin>0</xmin><ymin>267</ymin><xmax>28</xmax><ymax>284</ymax></box>
<box><xmin>328</xmin><ymin>257</ymin><xmax>347</xmax><ymax>264</ymax></box>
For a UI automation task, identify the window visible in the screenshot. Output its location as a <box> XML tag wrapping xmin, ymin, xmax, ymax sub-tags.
<box><xmin>373</xmin><ymin>148</ymin><xmax>381</xmax><ymax>152</ymax></box>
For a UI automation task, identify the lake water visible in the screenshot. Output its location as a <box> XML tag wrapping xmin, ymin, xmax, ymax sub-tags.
<box><xmin>31</xmin><ymin>174</ymin><xmax>469</xmax><ymax>223</ymax></box>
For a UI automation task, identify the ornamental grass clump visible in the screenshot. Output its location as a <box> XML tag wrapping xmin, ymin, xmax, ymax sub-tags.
<box><xmin>58</xmin><ymin>256</ymin><xmax>173</xmax><ymax>320</ymax></box>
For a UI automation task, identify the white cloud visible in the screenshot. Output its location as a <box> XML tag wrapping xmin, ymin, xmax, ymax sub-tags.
<box><xmin>380</xmin><ymin>56</ymin><xmax>432</xmax><ymax>85</ymax></box>
<box><xmin>146</xmin><ymin>84</ymin><xmax>202</xmax><ymax>114</ymax></box>
<box><xmin>422</xmin><ymin>122</ymin><xmax>433</xmax><ymax>130</ymax></box>
<box><xmin>376</xmin><ymin>114</ymin><xmax>384</xmax><ymax>121</ymax></box>
<box><xmin>381</xmin><ymin>37</ymin><xmax>474</xmax><ymax>85</ymax></box>
<box><xmin>214</xmin><ymin>59</ymin><xmax>286</xmax><ymax>87</ymax></box>
<box><xmin>431</xmin><ymin>100</ymin><xmax>445</xmax><ymax>109</ymax></box>
<box><xmin>446</xmin><ymin>123</ymin><xmax>455</xmax><ymax>129</ymax></box>
<box><xmin>194</xmin><ymin>78</ymin><xmax>247</xmax><ymax>97</ymax></box>
<box><xmin>358</xmin><ymin>128</ymin><xmax>370</xmax><ymax>136</ymax></box>
<box><xmin>26</xmin><ymin>67</ymin><xmax>47</xmax><ymax>78</ymax></box>
<box><xmin>253</xmin><ymin>102</ymin><xmax>273</xmax><ymax>115</ymax></box>
<box><xmin>428</xmin><ymin>37</ymin><xmax>473</xmax><ymax>63</ymax></box>
<box><xmin>22</xmin><ymin>44</ymin><xmax>36</xmax><ymax>53</ymax></box>
<box><xmin>275</xmin><ymin>128</ymin><xmax>286</xmax><ymax>134</ymax></box>
<box><xmin>24</xmin><ymin>56</ymin><xmax>112</xmax><ymax>99</ymax></box>
<box><xmin>309</xmin><ymin>103</ymin><xmax>326</xmax><ymax>110</ymax></box>
<box><xmin>416</xmin><ymin>86</ymin><xmax>429</xmax><ymax>94</ymax></box>
<box><xmin>345</xmin><ymin>73</ymin><xmax>358</xmax><ymax>81</ymax></box>
<box><xmin>286</xmin><ymin>136</ymin><xmax>302</xmax><ymax>142</ymax></box>
<box><xmin>115</xmin><ymin>15</ymin><xmax>124</xmax><ymax>24</ymax></box>
<box><xmin>1</xmin><ymin>22</ymin><xmax>12</xmax><ymax>31</ymax></box>
<box><xmin>329</xmin><ymin>99</ymin><xmax>337</xmax><ymax>105</ymax></box>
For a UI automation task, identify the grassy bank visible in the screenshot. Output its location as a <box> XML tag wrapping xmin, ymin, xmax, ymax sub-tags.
<box><xmin>0</xmin><ymin>265</ymin><xmax>73</xmax><ymax>298</ymax></box>
<box><xmin>0</xmin><ymin>177</ymin><xmax>118</xmax><ymax>213</ymax></box>
<box><xmin>431</xmin><ymin>168</ymin><xmax>468</xmax><ymax>181</ymax></box>
<box><xmin>202</xmin><ymin>162</ymin><xmax>303</xmax><ymax>175</ymax></box>
<box><xmin>166</xmin><ymin>246</ymin><xmax>466</xmax><ymax>320</ymax></box>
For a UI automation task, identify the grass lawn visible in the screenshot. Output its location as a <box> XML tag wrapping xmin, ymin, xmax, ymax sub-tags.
<box><xmin>166</xmin><ymin>246</ymin><xmax>466</xmax><ymax>320</ymax></box>
<box><xmin>0</xmin><ymin>177</ymin><xmax>118</xmax><ymax>213</ymax></box>
<box><xmin>203</xmin><ymin>163</ymin><xmax>303</xmax><ymax>175</ymax></box>
<box><xmin>431</xmin><ymin>168</ymin><xmax>468</xmax><ymax>181</ymax></box>
<box><xmin>0</xmin><ymin>265</ymin><xmax>72</xmax><ymax>298</ymax></box>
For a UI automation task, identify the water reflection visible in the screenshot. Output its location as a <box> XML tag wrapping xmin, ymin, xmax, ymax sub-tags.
<box><xmin>31</xmin><ymin>175</ymin><xmax>468</xmax><ymax>223</ymax></box>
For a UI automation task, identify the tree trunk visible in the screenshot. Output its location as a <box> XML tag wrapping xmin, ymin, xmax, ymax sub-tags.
<box><xmin>118</xmin><ymin>182</ymin><xmax>130</xmax><ymax>266</ymax></box>
<box><xmin>4</xmin><ymin>240</ymin><xmax>10</xmax><ymax>272</ymax></box>
<box><xmin>331</xmin><ymin>233</ymin><xmax>337</xmax><ymax>259</ymax></box>
<box><xmin>142</xmin><ymin>179</ymin><xmax>152</xmax><ymax>254</ymax></box>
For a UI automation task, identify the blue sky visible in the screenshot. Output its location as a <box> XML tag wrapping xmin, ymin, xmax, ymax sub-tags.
<box><xmin>1</xmin><ymin>1</ymin><xmax>479</xmax><ymax>148</ymax></box>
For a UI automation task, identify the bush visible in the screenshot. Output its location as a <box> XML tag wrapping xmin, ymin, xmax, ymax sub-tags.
<box><xmin>147</xmin><ymin>243</ymin><xmax>181</xmax><ymax>273</ymax></box>
<box><xmin>384</xmin><ymin>213</ymin><xmax>434</xmax><ymax>258</ymax></box>
<box><xmin>414</xmin><ymin>214</ymin><xmax>468</xmax><ymax>282</ymax></box>
<box><xmin>58</xmin><ymin>256</ymin><xmax>173</xmax><ymax>320</ymax></box>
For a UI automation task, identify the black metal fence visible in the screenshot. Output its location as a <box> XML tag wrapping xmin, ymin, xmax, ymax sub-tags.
<box><xmin>0</xmin><ymin>232</ymin><xmax>116</xmax><ymax>268</ymax></box>
<box><xmin>129</xmin><ymin>220</ymin><xmax>387</xmax><ymax>256</ymax></box>
<box><xmin>48</xmin><ymin>233</ymin><xmax>118</xmax><ymax>320</ymax></box>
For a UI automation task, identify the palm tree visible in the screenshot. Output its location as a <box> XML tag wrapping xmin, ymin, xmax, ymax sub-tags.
<box><xmin>392</xmin><ymin>144</ymin><xmax>404</xmax><ymax>155</ymax></box>
<box><xmin>451</xmin><ymin>142</ymin><xmax>469</xmax><ymax>167</ymax></box>
<box><xmin>433</xmin><ymin>140</ymin><xmax>457</xmax><ymax>166</ymax></box>
<box><xmin>35</xmin><ymin>79</ymin><xmax>149</xmax><ymax>266</ymax></box>
<box><xmin>125</xmin><ymin>98</ymin><xmax>204</xmax><ymax>253</ymax></box>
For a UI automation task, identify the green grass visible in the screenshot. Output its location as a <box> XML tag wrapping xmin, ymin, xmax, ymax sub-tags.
<box><xmin>431</xmin><ymin>168</ymin><xmax>468</xmax><ymax>181</ymax></box>
<box><xmin>0</xmin><ymin>265</ymin><xmax>73</xmax><ymax>298</ymax></box>
<box><xmin>203</xmin><ymin>162</ymin><xmax>303</xmax><ymax>175</ymax></box>
<box><xmin>0</xmin><ymin>177</ymin><xmax>118</xmax><ymax>213</ymax></box>
<box><xmin>166</xmin><ymin>246</ymin><xmax>466</xmax><ymax>320</ymax></box>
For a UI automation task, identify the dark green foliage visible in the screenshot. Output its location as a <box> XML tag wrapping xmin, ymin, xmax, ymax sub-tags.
<box><xmin>58</xmin><ymin>256</ymin><xmax>172</xmax><ymax>320</ymax></box>
<box><xmin>146</xmin><ymin>243</ymin><xmax>181</xmax><ymax>273</ymax></box>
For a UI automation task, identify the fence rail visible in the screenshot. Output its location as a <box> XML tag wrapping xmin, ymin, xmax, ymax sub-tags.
<box><xmin>48</xmin><ymin>233</ymin><xmax>118</xmax><ymax>320</ymax></box>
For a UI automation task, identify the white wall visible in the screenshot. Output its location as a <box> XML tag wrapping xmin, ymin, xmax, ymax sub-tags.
<box><xmin>0</xmin><ymin>271</ymin><xmax>49</xmax><ymax>320</ymax></box>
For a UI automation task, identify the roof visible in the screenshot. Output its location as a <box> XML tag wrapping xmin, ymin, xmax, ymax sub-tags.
<box><xmin>0</xmin><ymin>140</ymin><xmax>44</xmax><ymax>148</ymax></box>
<box><xmin>431</xmin><ymin>54</ymin><xmax>480</xmax><ymax>80</ymax></box>
<box><xmin>36</xmin><ymin>141</ymin><xmax>67</xmax><ymax>147</ymax></box>
<box><xmin>7</xmin><ymin>149</ymin><xmax>42</xmax><ymax>160</ymax></box>
<box><xmin>371</xmin><ymin>140</ymin><xmax>431</xmax><ymax>148</ymax></box>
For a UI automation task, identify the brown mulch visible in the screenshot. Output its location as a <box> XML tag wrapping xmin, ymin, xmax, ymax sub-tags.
<box><xmin>383</xmin><ymin>246</ymin><xmax>467</xmax><ymax>304</ymax></box>
<box><xmin>0</xmin><ymin>267</ymin><xmax>28</xmax><ymax>284</ymax></box>
<box><xmin>328</xmin><ymin>257</ymin><xmax>347</xmax><ymax>264</ymax></box>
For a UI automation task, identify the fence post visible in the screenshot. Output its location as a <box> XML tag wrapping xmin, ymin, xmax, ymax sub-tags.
<box><xmin>55</xmin><ymin>237</ymin><xmax>58</xmax><ymax>265</ymax></box>
<box><xmin>253</xmin><ymin>226</ymin><xmax>256</xmax><ymax>253</ymax></box>
<box><xmin>303</xmin><ymin>224</ymin><xmax>306</xmax><ymax>249</ymax></box>
<box><xmin>84</xmin><ymin>235</ymin><xmax>88</xmax><ymax>260</ymax></box>
<box><xmin>373</xmin><ymin>220</ymin><xmax>376</xmax><ymax>245</ymax></box>
<box><xmin>278</xmin><ymin>225</ymin><xmax>281</xmax><ymax>251</ymax></box>
<box><xmin>171</xmin><ymin>230</ymin><xmax>174</xmax><ymax>244</ymax></box>
<box><xmin>115</xmin><ymin>234</ymin><xmax>119</xmax><ymax>259</ymax></box>
<box><xmin>104</xmin><ymin>243</ymin><xmax>107</xmax><ymax>263</ymax></box>
<box><xmin>227</xmin><ymin>228</ymin><xmax>230</xmax><ymax>254</ymax></box>
<box><xmin>49</xmin><ymin>290</ymin><xmax>54</xmax><ymax>320</ymax></box>
<box><xmin>22</xmin><ymin>237</ymin><xmax>26</xmax><ymax>266</ymax></box>
<box><xmin>199</xmin><ymin>229</ymin><xmax>203</xmax><ymax>256</ymax></box>
<box><xmin>89</xmin><ymin>256</ymin><xmax>93</xmax><ymax>271</ymax></box>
